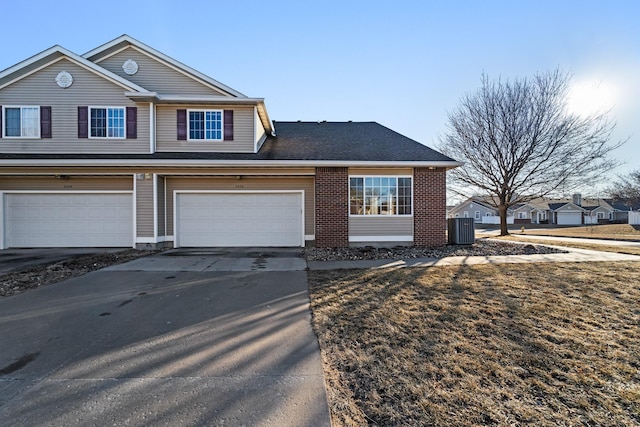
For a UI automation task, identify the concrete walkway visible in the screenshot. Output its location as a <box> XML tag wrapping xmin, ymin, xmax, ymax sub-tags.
<box><xmin>507</xmin><ymin>233</ymin><xmax>640</xmax><ymax>247</ymax></box>
<box><xmin>307</xmin><ymin>243</ymin><xmax>640</xmax><ymax>270</ymax></box>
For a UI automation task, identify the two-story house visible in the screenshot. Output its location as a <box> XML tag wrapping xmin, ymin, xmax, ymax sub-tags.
<box><xmin>0</xmin><ymin>35</ymin><xmax>461</xmax><ymax>249</ymax></box>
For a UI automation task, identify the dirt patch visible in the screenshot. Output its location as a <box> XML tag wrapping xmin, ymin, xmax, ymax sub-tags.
<box><xmin>309</xmin><ymin>261</ymin><xmax>640</xmax><ymax>426</ymax></box>
<box><xmin>0</xmin><ymin>249</ymin><xmax>156</xmax><ymax>298</ymax></box>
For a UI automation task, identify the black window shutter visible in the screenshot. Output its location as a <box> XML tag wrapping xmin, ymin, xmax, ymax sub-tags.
<box><xmin>177</xmin><ymin>109</ymin><xmax>187</xmax><ymax>140</ymax></box>
<box><xmin>40</xmin><ymin>106</ymin><xmax>52</xmax><ymax>138</ymax></box>
<box><xmin>78</xmin><ymin>106</ymin><xmax>88</xmax><ymax>138</ymax></box>
<box><xmin>224</xmin><ymin>109</ymin><xmax>233</xmax><ymax>141</ymax></box>
<box><xmin>126</xmin><ymin>107</ymin><xmax>137</xmax><ymax>139</ymax></box>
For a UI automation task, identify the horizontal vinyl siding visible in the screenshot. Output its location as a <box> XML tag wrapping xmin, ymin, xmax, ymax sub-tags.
<box><xmin>0</xmin><ymin>176</ymin><xmax>133</xmax><ymax>191</ymax></box>
<box><xmin>157</xmin><ymin>176</ymin><xmax>166</xmax><ymax>237</ymax></box>
<box><xmin>135</xmin><ymin>177</ymin><xmax>154</xmax><ymax>237</ymax></box>
<box><xmin>95</xmin><ymin>47</ymin><xmax>228</xmax><ymax>96</ymax></box>
<box><xmin>156</xmin><ymin>105</ymin><xmax>255</xmax><ymax>153</ymax></box>
<box><xmin>349</xmin><ymin>168</ymin><xmax>413</xmax><ymax>176</ymax></box>
<box><xmin>0</xmin><ymin>59</ymin><xmax>149</xmax><ymax>153</ymax></box>
<box><xmin>165</xmin><ymin>176</ymin><xmax>314</xmax><ymax>237</ymax></box>
<box><xmin>349</xmin><ymin>216</ymin><xmax>413</xmax><ymax>237</ymax></box>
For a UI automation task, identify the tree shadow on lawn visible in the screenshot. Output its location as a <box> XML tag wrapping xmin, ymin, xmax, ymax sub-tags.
<box><xmin>309</xmin><ymin>262</ymin><xmax>640</xmax><ymax>426</ymax></box>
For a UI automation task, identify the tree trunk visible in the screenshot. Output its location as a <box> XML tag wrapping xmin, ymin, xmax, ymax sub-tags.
<box><xmin>499</xmin><ymin>204</ymin><xmax>509</xmax><ymax>236</ymax></box>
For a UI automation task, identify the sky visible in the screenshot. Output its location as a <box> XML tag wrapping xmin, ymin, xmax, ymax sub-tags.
<box><xmin>1</xmin><ymin>0</ymin><xmax>638</xmax><ymax>197</ymax></box>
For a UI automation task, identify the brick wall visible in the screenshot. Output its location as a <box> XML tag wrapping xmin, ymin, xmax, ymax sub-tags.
<box><xmin>315</xmin><ymin>167</ymin><xmax>348</xmax><ymax>247</ymax></box>
<box><xmin>414</xmin><ymin>167</ymin><xmax>447</xmax><ymax>247</ymax></box>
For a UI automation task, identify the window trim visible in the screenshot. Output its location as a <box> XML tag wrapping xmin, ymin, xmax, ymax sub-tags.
<box><xmin>187</xmin><ymin>108</ymin><xmax>224</xmax><ymax>142</ymax></box>
<box><xmin>2</xmin><ymin>105</ymin><xmax>41</xmax><ymax>139</ymax></box>
<box><xmin>349</xmin><ymin>175</ymin><xmax>413</xmax><ymax>217</ymax></box>
<box><xmin>88</xmin><ymin>106</ymin><xmax>126</xmax><ymax>139</ymax></box>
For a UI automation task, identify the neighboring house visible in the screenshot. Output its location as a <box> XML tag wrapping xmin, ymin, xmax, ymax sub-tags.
<box><xmin>447</xmin><ymin>197</ymin><xmax>498</xmax><ymax>221</ymax></box>
<box><xmin>0</xmin><ymin>35</ymin><xmax>461</xmax><ymax>249</ymax></box>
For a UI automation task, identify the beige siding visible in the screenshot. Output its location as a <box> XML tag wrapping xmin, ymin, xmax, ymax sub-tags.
<box><xmin>0</xmin><ymin>176</ymin><xmax>133</xmax><ymax>191</ymax></box>
<box><xmin>0</xmin><ymin>59</ymin><xmax>150</xmax><ymax>154</ymax></box>
<box><xmin>349</xmin><ymin>216</ymin><xmax>413</xmax><ymax>237</ymax></box>
<box><xmin>156</xmin><ymin>105</ymin><xmax>255</xmax><ymax>153</ymax></box>
<box><xmin>157</xmin><ymin>175</ymin><xmax>166</xmax><ymax>237</ymax></box>
<box><xmin>255</xmin><ymin>107</ymin><xmax>266</xmax><ymax>150</ymax></box>
<box><xmin>135</xmin><ymin>177</ymin><xmax>154</xmax><ymax>237</ymax></box>
<box><xmin>95</xmin><ymin>47</ymin><xmax>229</xmax><ymax>96</ymax></box>
<box><xmin>349</xmin><ymin>168</ymin><xmax>413</xmax><ymax>176</ymax></box>
<box><xmin>165</xmin><ymin>176</ymin><xmax>314</xmax><ymax>237</ymax></box>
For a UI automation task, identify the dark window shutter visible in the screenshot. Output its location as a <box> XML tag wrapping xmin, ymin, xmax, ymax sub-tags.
<box><xmin>126</xmin><ymin>107</ymin><xmax>137</xmax><ymax>139</ymax></box>
<box><xmin>177</xmin><ymin>109</ymin><xmax>187</xmax><ymax>140</ymax></box>
<box><xmin>40</xmin><ymin>106</ymin><xmax>52</xmax><ymax>138</ymax></box>
<box><xmin>0</xmin><ymin>105</ymin><xmax>2</xmax><ymax>138</ymax></box>
<box><xmin>78</xmin><ymin>106</ymin><xmax>88</xmax><ymax>138</ymax></box>
<box><xmin>224</xmin><ymin>109</ymin><xmax>233</xmax><ymax>141</ymax></box>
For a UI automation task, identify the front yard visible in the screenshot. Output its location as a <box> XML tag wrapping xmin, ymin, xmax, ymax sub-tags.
<box><xmin>309</xmin><ymin>261</ymin><xmax>640</xmax><ymax>426</ymax></box>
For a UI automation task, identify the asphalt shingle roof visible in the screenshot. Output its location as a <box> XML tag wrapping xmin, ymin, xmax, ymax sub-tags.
<box><xmin>0</xmin><ymin>122</ymin><xmax>457</xmax><ymax>163</ymax></box>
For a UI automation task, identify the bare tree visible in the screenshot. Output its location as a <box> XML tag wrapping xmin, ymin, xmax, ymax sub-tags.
<box><xmin>438</xmin><ymin>69</ymin><xmax>624</xmax><ymax>235</ymax></box>
<box><xmin>607</xmin><ymin>169</ymin><xmax>640</xmax><ymax>208</ymax></box>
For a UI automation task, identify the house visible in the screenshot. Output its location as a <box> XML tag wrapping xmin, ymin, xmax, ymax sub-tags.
<box><xmin>0</xmin><ymin>35</ymin><xmax>461</xmax><ymax>249</ymax></box>
<box><xmin>447</xmin><ymin>197</ymin><xmax>499</xmax><ymax>221</ymax></box>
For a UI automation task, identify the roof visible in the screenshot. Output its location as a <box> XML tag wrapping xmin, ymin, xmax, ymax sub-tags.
<box><xmin>0</xmin><ymin>122</ymin><xmax>461</xmax><ymax>167</ymax></box>
<box><xmin>269</xmin><ymin>122</ymin><xmax>459</xmax><ymax>163</ymax></box>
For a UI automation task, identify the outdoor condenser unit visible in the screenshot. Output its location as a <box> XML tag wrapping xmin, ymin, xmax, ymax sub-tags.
<box><xmin>447</xmin><ymin>218</ymin><xmax>475</xmax><ymax>245</ymax></box>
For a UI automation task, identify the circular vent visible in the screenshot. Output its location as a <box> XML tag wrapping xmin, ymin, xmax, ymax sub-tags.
<box><xmin>122</xmin><ymin>59</ymin><xmax>139</xmax><ymax>75</ymax></box>
<box><xmin>55</xmin><ymin>71</ymin><xmax>73</xmax><ymax>88</ymax></box>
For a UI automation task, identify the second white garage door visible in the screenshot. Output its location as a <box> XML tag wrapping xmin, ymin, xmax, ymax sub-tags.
<box><xmin>176</xmin><ymin>192</ymin><xmax>303</xmax><ymax>247</ymax></box>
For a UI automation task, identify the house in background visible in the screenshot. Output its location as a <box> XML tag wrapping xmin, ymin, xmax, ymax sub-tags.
<box><xmin>450</xmin><ymin>193</ymin><xmax>638</xmax><ymax>226</ymax></box>
<box><xmin>0</xmin><ymin>35</ymin><xmax>461</xmax><ymax>249</ymax></box>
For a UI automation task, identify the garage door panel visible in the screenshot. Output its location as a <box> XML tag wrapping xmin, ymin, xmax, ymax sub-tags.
<box><xmin>177</xmin><ymin>193</ymin><xmax>303</xmax><ymax>247</ymax></box>
<box><xmin>5</xmin><ymin>194</ymin><xmax>133</xmax><ymax>248</ymax></box>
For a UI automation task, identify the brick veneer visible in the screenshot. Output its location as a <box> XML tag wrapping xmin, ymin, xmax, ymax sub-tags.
<box><xmin>413</xmin><ymin>167</ymin><xmax>447</xmax><ymax>247</ymax></box>
<box><xmin>315</xmin><ymin>167</ymin><xmax>349</xmax><ymax>247</ymax></box>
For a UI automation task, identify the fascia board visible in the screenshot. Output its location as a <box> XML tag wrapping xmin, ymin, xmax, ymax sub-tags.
<box><xmin>83</xmin><ymin>35</ymin><xmax>246</xmax><ymax>98</ymax></box>
<box><xmin>0</xmin><ymin>159</ymin><xmax>464</xmax><ymax>169</ymax></box>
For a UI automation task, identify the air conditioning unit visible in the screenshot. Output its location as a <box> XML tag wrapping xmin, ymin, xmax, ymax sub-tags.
<box><xmin>447</xmin><ymin>218</ymin><xmax>475</xmax><ymax>245</ymax></box>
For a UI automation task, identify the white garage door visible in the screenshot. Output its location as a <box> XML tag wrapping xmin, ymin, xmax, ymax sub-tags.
<box><xmin>5</xmin><ymin>193</ymin><xmax>133</xmax><ymax>248</ymax></box>
<box><xmin>177</xmin><ymin>192</ymin><xmax>303</xmax><ymax>247</ymax></box>
<box><xmin>557</xmin><ymin>212</ymin><xmax>582</xmax><ymax>225</ymax></box>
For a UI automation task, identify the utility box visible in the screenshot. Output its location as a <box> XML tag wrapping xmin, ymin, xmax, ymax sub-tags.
<box><xmin>447</xmin><ymin>218</ymin><xmax>475</xmax><ymax>245</ymax></box>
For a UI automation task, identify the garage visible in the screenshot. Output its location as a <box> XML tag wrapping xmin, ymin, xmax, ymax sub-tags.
<box><xmin>556</xmin><ymin>211</ymin><xmax>583</xmax><ymax>225</ymax></box>
<box><xmin>4</xmin><ymin>193</ymin><xmax>133</xmax><ymax>248</ymax></box>
<box><xmin>176</xmin><ymin>192</ymin><xmax>303</xmax><ymax>247</ymax></box>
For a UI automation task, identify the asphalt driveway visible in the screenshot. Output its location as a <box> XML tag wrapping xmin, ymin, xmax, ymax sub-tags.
<box><xmin>0</xmin><ymin>248</ymin><xmax>330</xmax><ymax>426</ymax></box>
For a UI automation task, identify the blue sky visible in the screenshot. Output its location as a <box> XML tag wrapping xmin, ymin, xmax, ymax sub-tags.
<box><xmin>1</xmin><ymin>0</ymin><xmax>638</xmax><ymax>192</ymax></box>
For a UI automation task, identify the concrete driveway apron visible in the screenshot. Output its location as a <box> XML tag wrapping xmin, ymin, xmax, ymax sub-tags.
<box><xmin>0</xmin><ymin>248</ymin><xmax>331</xmax><ymax>426</ymax></box>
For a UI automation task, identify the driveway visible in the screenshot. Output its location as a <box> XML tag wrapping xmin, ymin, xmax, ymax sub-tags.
<box><xmin>0</xmin><ymin>248</ymin><xmax>331</xmax><ymax>426</ymax></box>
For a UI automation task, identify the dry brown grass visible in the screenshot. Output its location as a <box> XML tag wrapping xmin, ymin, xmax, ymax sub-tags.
<box><xmin>498</xmin><ymin>235</ymin><xmax>640</xmax><ymax>256</ymax></box>
<box><xmin>521</xmin><ymin>224</ymin><xmax>640</xmax><ymax>240</ymax></box>
<box><xmin>309</xmin><ymin>261</ymin><xmax>640</xmax><ymax>426</ymax></box>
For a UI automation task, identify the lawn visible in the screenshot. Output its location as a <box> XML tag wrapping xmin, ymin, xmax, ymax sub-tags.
<box><xmin>497</xmin><ymin>235</ymin><xmax>640</xmax><ymax>256</ymax></box>
<box><xmin>309</xmin><ymin>261</ymin><xmax>640</xmax><ymax>426</ymax></box>
<box><xmin>519</xmin><ymin>224</ymin><xmax>640</xmax><ymax>240</ymax></box>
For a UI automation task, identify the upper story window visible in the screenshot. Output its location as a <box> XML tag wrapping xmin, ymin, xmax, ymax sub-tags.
<box><xmin>2</xmin><ymin>106</ymin><xmax>40</xmax><ymax>138</ymax></box>
<box><xmin>189</xmin><ymin>110</ymin><xmax>222</xmax><ymax>141</ymax></box>
<box><xmin>90</xmin><ymin>107</ymin><xmax>125</xmax><ymax>138</ymax></box>
<box><xmin>349</xmin><ymin>176</ymin><xmax>412</xmax><ymax>216</ymax></box>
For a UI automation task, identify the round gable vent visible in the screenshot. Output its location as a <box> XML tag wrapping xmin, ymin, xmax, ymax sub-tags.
<box><xmin>55</xmin><ymin>71</ymin><xmax>73</xmax><ymax>88</ymax></box>
<box><xmin>122</xmin><ymin>59</ymin><xmax>139</xmax><ymax>75</ymax></box>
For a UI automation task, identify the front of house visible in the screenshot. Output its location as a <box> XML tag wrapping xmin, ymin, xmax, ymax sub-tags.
<box><xmin>0</xmin><ymin>35</ymin><xmax>461</xmax><ymax>249</ymax></box>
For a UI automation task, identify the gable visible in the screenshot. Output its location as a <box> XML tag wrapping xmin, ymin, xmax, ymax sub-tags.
<box><xmin>92</xmin><ymin>46</ymin><xmax>229</xmax><ymax>97</ymax></box>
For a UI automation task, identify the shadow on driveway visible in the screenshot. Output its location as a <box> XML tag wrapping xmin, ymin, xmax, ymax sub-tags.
<box><xmin>0</xmin><ymin>261</ymin><xmax>330</xmax><ymax>426</ymax></box>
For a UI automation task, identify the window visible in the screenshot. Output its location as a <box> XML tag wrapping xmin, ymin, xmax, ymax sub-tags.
<box><xmin>597</xmin><ymin>212</ymin><xmax>604</xmax><ymax>220</ymax></box>
<box><xmin>90</xmin><ymin>107</ymin><xmax>125</xmax><ymax>138</ymax></box>
<box><xmin>349</xmin><ymin>176</ymin><xmax>412</xmax><ymax>216</ymax></box>
<box><xmin>518</xmin><ymin>212</ymin><xmax>527</xmax><ymax>219</ymax></box>
<box><xmin>2</xmin><ymin>106</ymin><xmax>40</xmax><ymax>138</ymax></box>
<box><xmin>189</xmin><ymin>110</ymin><xmax>222</xmax><ymax>140</ymax></box>
<box><xmin>474</xmin><ymin>211</ymin><xmax>480</xmax><ymax>220</ymax></box>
